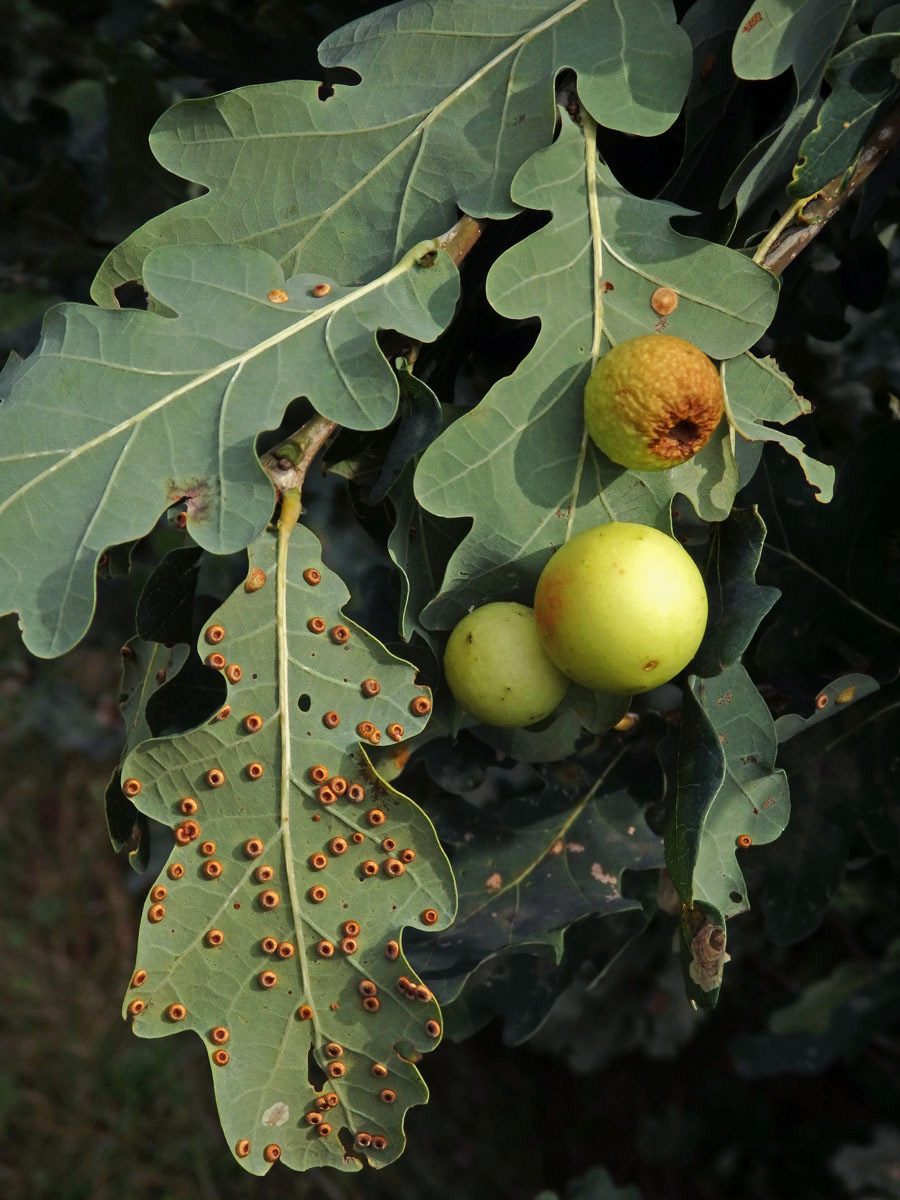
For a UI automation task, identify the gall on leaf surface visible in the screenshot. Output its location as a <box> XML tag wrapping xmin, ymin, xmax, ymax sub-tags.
<box><xmin>415</xmin><ymin>115</ymin><xmax>778</xmax><ymax>629</ymax></box>
<box><xmin>91</xmin><ymin>0</ymin><xmax>691</xmax><ymax>306</ymax></box>
<box><xmin>0</xmin><ymin>241</ymin><xmax>458</xmax><ymax>658</ymax></box>
<box><xmin>119</xmin><ymin>524</ymin><xmax>455</xmax><ymax>1175</ymax></box>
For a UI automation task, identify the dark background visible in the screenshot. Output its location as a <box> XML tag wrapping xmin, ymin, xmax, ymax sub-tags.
<box><xmin>1</xmin><ymin>2</ymin><xmax>899</xmax><ymax>1198</ymax></box>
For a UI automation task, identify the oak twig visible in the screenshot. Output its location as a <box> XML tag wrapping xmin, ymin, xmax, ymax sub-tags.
<box><xmin>758</xmin><ymin>100</ymin><xmax>900</xmax><ymax>277</ymax></box>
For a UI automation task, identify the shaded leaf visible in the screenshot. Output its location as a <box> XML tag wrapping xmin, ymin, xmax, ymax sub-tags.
<box><xmin>678</xmin><ymin>900</ymin><xmax>729</xmax><ymax>1011</ymax></box>
<box><xmin>536</xmin><ymin>1164</ymin><xmax>642</xmax><ymax>1200</ymax></box>
<box><xmin>0</xmin><ymin>241</ymin><xmax>458</xmax><ymax>658</ymax></box>
<box><xmin>121</xmin><ymin>523</ymin><xmax>455</xmax><ymax>1173</ymax></box>
<box><xmin>416</xmin><ymin>117</ymin><xmax>777</xmax><ymax>628</ymax></box>
<box><xmin>790</xmin><ymin>30</ymin><xmax>900</xmax><ymax>198</ymax></box>
<box><xmin>723</xmin><ymin>352</ymin><xmax>835</xmax><ymax>501</ymax></box>
<box><xmin>668</xmin><ymin>663</ymin><xmax>789</xmax><ymax>920</ymax></box>
<box><xmin>776</xmin><ymin>672</ymin><xmax>880</xmax><ymax>741</ymax></box>
<box><xmin>92</xmin><ymin>0</ymin><xmax>691</xmax><ymax>304</ymax></box>
<box><xmin>692</xmin><ymin>507</ymin><xmax>780</xmax><ymax>679</ymax></box>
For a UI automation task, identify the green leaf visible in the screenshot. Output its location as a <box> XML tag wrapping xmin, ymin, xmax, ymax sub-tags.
<box><xmin>790</xmin><ymin>32</ymin><xmax>900</xmax><ymax>198</ymax></box>
<box><xmin>723</xmin><ymin>353</ymin><xmax>835</xmax><ymax>501</ymax></box>
<box><xmin>416</xmin><ymin>117</ymin><xmax>778</xmax><ymax>628</ymax></box>
<box><xmin>668</xmin><ymin>662</ymin><xmax>790</xmax><ymax>920</ymax></box>
<box><xmin>0</xmin><ymin>240</ymin><xmax>458</xmax><ymax>658</ymax></box>
<box><xmin>471</xmin><ymin>686</ymin><xmax>628</xmax><ymax>764</ymax></box>
<box><xmin>776</xmin><ymin>673</ymin><xmax>880</xmax><ymax>741</ymax></box>
<box><xmin>91</xmin><ymin>0</ymin><xmax>691</xmax><ymax>305</ymax></box>
<box><xmin>121</xmin><ymin>523</ymin><xmax>455</xmax><ymax>1174</ymax></box>
<box><xmin>407</xmin><ymin>763</ymin><xmax>663</xmax><ymax>1005</ymax></box>
<box><xmin>692</xmin><ymin>507</ymin><xmax>781</xmax><ymax>679</ymax></box>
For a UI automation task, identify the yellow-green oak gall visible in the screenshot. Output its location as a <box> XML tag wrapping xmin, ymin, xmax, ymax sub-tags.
<box><xmin>533</xmin><ymin>523</ymin><xmax>707</xmax><ymax>694</ymax></box>
<box><xmin>584</xmin><ymin>334</ymin><xmax>724</xmax><ymax>471</ymax></box>
<box><xmin>443</xmin><ymin>602</ymin><xmax>569</xmax><ymax>727</ymax></box>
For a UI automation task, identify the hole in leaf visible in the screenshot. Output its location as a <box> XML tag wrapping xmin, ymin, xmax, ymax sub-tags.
<box><xmin>729</xmin><ymin>891</ymin><xmax>742</xmax><ymax>904</ymax></box>
<box><xmin>307</xmin><ymin>1045</ymin><xmax>328</xmax><ymax>1090</ymax></box>
<box><xmin>298</xmin><ymin>694</ymin><xmax>312</xmax><ymax>712</ymax></box>
<box><xmin>337</xmin><ymin>1126</ymin><xmax>357</xmax><ymax>1157</ymax></box>
<box><xmin>317</xmin><ymin>81</ymin><xmax>334</xmax><ymax>101</ymax></box>
<box><xmin>113</xmin><ymin>281</ymin><xmax>148</xmax><ymax>310</ymax></box>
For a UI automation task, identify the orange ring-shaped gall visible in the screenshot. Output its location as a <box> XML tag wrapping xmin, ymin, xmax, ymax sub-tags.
<box><xmin>305</xmin><ymin>1110</ymin><xmax>323</xmax><ymax>1126</ymax></box>
<box><xmin>302</xmin><ymin>568</ymin><xmax>322</xmax><ymax>586</ymax></box>
<box><xmin>216</xmin><ymin>705</ymin><xmax>232</xmax><ymax>721</ymax></box>
<box><xmin>167</xmin><ymin>1003</ymin><xmax>187</xmax><ymax>1021</ymax></box>
<box><xmin>309</xmin><ymin>765</ymin><xmax>329</xmax><ymax>784</ymax></box>
<box><xmin>339</xmin><ymin>937</ymin><xmax>358</xmax><ymax>954</ymax></box>
<box><xmin>415</xmin><ymin>984</ymin><xmax>433</xmax><ymax>1002</ymax></box>
<box><xmin>122</xmin><ymin>778</ymin><xmax>142</xmax><ymax>797</ymax></box>
<box><xmin>366</xmin><ymin>809</ymin><xmax>386</xmax><ymax>827</ymax></box>
<box><xmin>359</xmin><ymin>979</ymin><xmax>378</xmax><ymax>997</ymax></box>
<box><xmin>243</xmin><ymin>837</ymin><xmax>264</xmax><ymax>858</ymax></box>
<box><xmin>370</xmin><ymin>729</ymin><xmax>381</xmax><ymax>744</ymax></box>
<box><xmin>205</xmin><ymin>768</ymin><xmax>225</xmax><ymax>788</ymax></box>
<box><xmin>399</xmin><ymin>848</ymin><xmax>416</xmax><ymax>864</ymax></box>
<box><xmin>371</xmin><ymin>1135</ymin><xmax>388</xmax><ymax>1151</ymax></box>
<box><xmin>246</xmin><ymin>762</ymin><xmax>264</xmax><ymax>780</ymax></box>
<box><xmin>736</xmin><ymin>834</ymin><xmax>752</xmax><ymax>848</ymax></box>
<box><xmin>199</xmin><ymin>841</ymin><xmax>216</xmax><ymax>857</ymax></box>
<box><xmin>315</xmin><ymin>1096</ymin><xmax>330</xmax><ymax>1112</ymax></box>
<box><xmin>410</xmin><ymin>695</ymin><xmax>431</xmax><ymax>716</ymax></box>
<box><xmin>260</xmin><ymin>936</ymin><xmax>279</xmax><ymax>954</ymax></box>
<box><xmin>324</xmin><ymin>1042</ymin><xmax>343</xmax><ymax>1058</ymax></box>
<box><xmin>131</xmin><ymin>969</ymin><xmax>147</xmax><ymax>988</ymax></box>
<box><xmin>255</xmin><ymin>865</ymin><xmax>275</xmax><ymax>883</ymax></box>
<box><xmin>396</xmin><ymin>975</ymin><xmax>415</xmax><ymax>997</ymax></box>
<box><xmin>387</xmin><ymin>723</ymin><xmax>404</xmax><ymax>742</ymax></box>
<box><xmin>183</xmin><ymin>819</ymin><xmax>200</xmax><ymax>840</ymax></box>
<box><xmin>243</xmin><ymin>713</ymin><xmax>263</xmax><ymax>733</ymax></box>
<box><xmin>150</xmin><ymin>885</ymin><xmax>167</xmax><ymax>902</ymax></box>
<box><xmin>312</xmin><ymin>283</ymin><xmax>331</xmax><ymax>298</ymax></box>
<box><xmin>317</xmin><ymin>1123</ymin><xmax>332</xmax><ymax>1137</ymax></box>
<box><xmin>244</xmin><ymin>567</ymin><xmax>266</xmax><ymax>592</ymax></box>
<box><xmin>297</xmin><ymin>1005</ymin><xmax>313</xmax><ymax>1020</ymax></box>
<box><xmin>174</xmin><ymin>822</ymin><xmax>196</xmax><ymax>846</ymax></box>
<box><xmin>425</xmin><ymin>1019</ymin><xmax>441</xmax><ymax>1038</ymax></box>
<box><xmin>206</xmin><ymin>652</ymin><xmax>226</xmax><ymax>670</ymax></box>
<box><xmin>355</xmin><ymin>1132</ymin><xmax>372</xmax><ymax>1148</ymax></box>
<box><xmin>127</xmin><ymin>999</ymin><xmax>145</xmax><ymax>1016</ymax></box>
<box><xmin>316</xmin><ymin>940</ymin><xmax>335</xmax><ymax>958</ymax></box>
<box><xmin>212</xmin><ymin>1049</ymin><xmax>230</xmax><ymax>1066</ymax></box>
<box><xmin>324</xmin><ymin>1092</ymin><xmax>339</xmax><ymax>1108</ymax></box>
<box><xmin>202</xmin><ymin>860</ymin><xmax>223</xmax><ymax>879</ymax></box>
<box><xmin>421</xmin><ymin>909</ymin><xmax>439</xmax><ymax>926</ymax></box>
<box><xmin>179</xmin><ymin>797</ymin><xmax>198</xmax><ymax>815</ymax></box>
<box><xmin>268</xmin><ymin>288</ymin><xmax>289</xmax><ymax>303</ymax></box>
<box><xmin>351</xmin><ymin>831</ymin><xmax>365</xmax><ymax>844</ymax></box>
<box><xmin>360</xmin><ymin>861</ymin><xmax>379</xmax><ymax>877</ymax></box>
<box><xmin>380</xmin><ymin>1089</ymin><xmax>396</xmax><ymax>1104</ymax></box>
<box><xmin>210</xmin><ymin>1026</ymin><xmax>229</xmax><ymax>1044</ymax></box>
<box><xmin>329</xmin><ymin>837</ymin><xmax>348</xmax><ymax>856</ymax></box>
<box><xmin>308</xmin><ymin>885</ymin><xmax>327</xmax><ymax>903</ymax></box>
<box><xmin>329</xmin><ymin>776</ymin><xmax>347</xmax><ymax>796</ymax></box>
<box><xmin>383</xmin><ymin>859</ymin><xmax>405</xmax><ymax>878</ymax></box>
<box><xmin>330</xmin><ymin>625</ymin><xmax>350</xmax><ymax>645</ymax></box>
<box><xmin>363</xmin><ymin>995</ymin><xmax>381</xmax><ymax>1012</ymax></box>
<box><xmin>322</xmin><ymin>711</ymin><xmax>340</xmax><ymax>729</ymax></box>
<box><xmin>371</xmin><ymin>1063</ymin><xmax>388</xmax><ymax>1078</ymax></box>
<box><xmin>316</xmin><ymin>785</ymin><xmax>337</xmax><ymax>806</ymax></box>
<box><xmin>347</xmin><ymin>783</ymin><xmax>366</xmax><ymax>803</ymax></box>
<box><xmin>148</xmin><ymin>904</ymin><xmax>166</xmax><ymax>923</ymax></box>
<box><xmin>307</xmin><ymin>617</ymin><xmax>326</xmax><ymax>634</ymax></box>
<box><xmin>225</xmin><ymin>664</ymin><xmax>242</xmax><ymax>684</ymax></box>
<box><xmin>309</xmin><ymin>852</ymin><xmax>328</xmax><ymax>871</ymax></box>
<box><xmin>259</xmin><ymin>890</ymin><xmax>280</xmax><ymax>909</ymax></box>
<box><xmin>167</xmin><ymin>862</ymin><xmax>185</xmax><ymax>880</ymax></box>
<box><xmin>277</xmin><ymin>942</ymin><xmax>294</xmax><ymax>959</ymax></box>
<box><xmin>258</xmin><ymin>970</ymin><xmax>278</xmax><ymax>989</ymax></box>
<box><xmin>356</xmin><ymin>721</ymin><xmax>376</xmax><ymax>740</ymax></box>
<box><xmin>381</xmin><ymin>838</ymin><xmax>397</xmax><ymax>854</ymax></box>
<box><xmin>385</xmin><ymin>940</ymin><xmax>399</xmax><ymax>960</ymax></box>
<box><xmin>342</xmin><ymin>920</ymin><xmax>361</xmax><ymax>938</ymax></box>
<box><xmin>205</xmin><ymin>625</ymin><xmax>226</xmax><ymax>645</ymax></box>
<box><xmin>327</xmin><ymin>1062</ymin><xmax>346</xmax><ymax>1079</ymax></box>
<box><xmin>205</xmin><ymin>928</ymin><xmax>224</xmax><ymax>947</ymax></box>
<box><xmin>235</xmin><ymin>1139</ymin><xmax>251</xmax><ymax>1158</ymax></box>
<box><xmin>360</xmin><ymin>678</ymin><xmax>380</xmax><ymax>698</ymax></box>
<box><xmin>263</xmin><ymin>1144</ymin><xmax>281</xmax><ymax>1163</ymax></box>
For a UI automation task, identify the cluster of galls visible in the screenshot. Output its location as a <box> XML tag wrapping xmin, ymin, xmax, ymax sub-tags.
<box><xmin>444</xmin><ymin>335</ymin><xmax>720</xmax><ymax>728</ymax></box>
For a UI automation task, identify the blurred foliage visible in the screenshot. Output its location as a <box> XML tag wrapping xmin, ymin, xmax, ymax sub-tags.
<box><xmin>2</xmin><ymin>0</ymin><xmax>900</xmax><ymax>1197</ymax></box>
